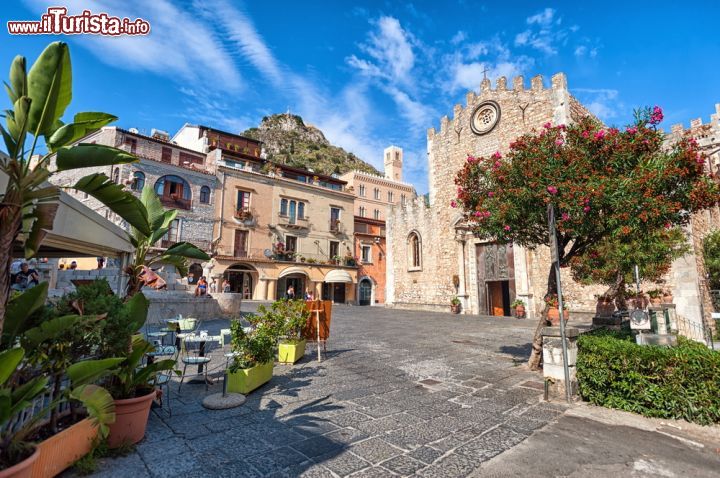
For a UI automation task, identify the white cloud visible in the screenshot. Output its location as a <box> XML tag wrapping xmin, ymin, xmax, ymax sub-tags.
<box><xmin>514</xmin><ymin>7</ymin><xmax>569</xmax><ymax>55</ymax></box>
<box><xmin>527</xmin><ymin>7</ymin><xmax>556</xmax><ymax>26</ymax></box>
<box><xmin>24</xmin><ymin>0</ymin><xmax>243</xmax><ymax>91</ymax></box>
<box><xmin>574</xmin><ymin>45</ymin><xmax>587</xmax><ymax>57</ymax></box>
<box><xmin>573</xmin><ymin>88</ymin><xmax>621</xmax><ymax>121</ymax></box>
<box><xmin>451</xmin><ymin>30</ymin><xmax>467</xmax><ymax>45</ymax></box>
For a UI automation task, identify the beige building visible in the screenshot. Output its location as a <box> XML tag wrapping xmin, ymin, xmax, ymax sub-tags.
<box><xmin>387</xmin><ymin>73</ymin><xmax>718</xmax><ymax>337</ymax></box>
<box><xmin>173</xmin><ymin>126</ymin><xmax>359</xmax><ymax>302</ymax></box>
<box><xmin>340</xmin><ymin>146</ymin><xmax>416</xmax><ymax>305</ymax></box>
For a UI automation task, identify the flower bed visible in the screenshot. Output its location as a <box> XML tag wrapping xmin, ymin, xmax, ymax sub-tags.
<box><xmin>577</xmin><ymin>330</ymin><xmax>720</xmax><ymax>425</ymax></box>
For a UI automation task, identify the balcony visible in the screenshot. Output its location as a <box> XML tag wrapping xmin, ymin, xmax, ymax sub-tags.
<box><xmin>278</xmin><ymin>213</ymin><xmax>310</xmax><ymax>230</ymax></box>
<box><xmin>234</xmin><ymin>207</ymin><xmax>257</xmax><ymax>226</ymax></box>
<box><xmin>159</xmin><ymin>195</ymin><xmax>192</xmax><ymax>210</ymax></box>
<box><xmin>329</xmin><ymin>219</ymin><xmax>345</xmax><ymax>234</ymax></box>
<box><xmin>271</xmin><ymin>250</ymin><xmax>357</xmax><ymax>267</ymax></box>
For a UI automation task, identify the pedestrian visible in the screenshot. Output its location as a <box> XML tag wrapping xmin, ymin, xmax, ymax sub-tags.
<box><xmin>305</xmin><ymin>288</ymin><xmax>314</xmax><ymax>300</ymax></box>
<box><xmin>69</xmin><ymin>261</ymin><xmax>77</xmax><ymax>270</ymax></box>
<box><xmin>209</xmin><ymin>280</ymin><xmax>217</xmax><ymax>293</ymax></box>
<box><xmin>222</xmin><ymin>279</ymin><xmax>231</xmax><ymax>293</ymax></box>
<box><xmin>286</xmin><ymin>285</ymin><xmax>295</xmax><ymax>299</ymax></box>
<box><xmin>97</xmin><ymin>257</ymin><xmax>105</xmax><ymax>269</ymax></box>
<box><xmin>195</xmin><ymin>276</ymin><xmax>208</xmax><ymax>297</ymax></box>
<box><xmin>11</xmin><ymin>262</ymin><xmax>40</xmax><ymax>291</ymax></box>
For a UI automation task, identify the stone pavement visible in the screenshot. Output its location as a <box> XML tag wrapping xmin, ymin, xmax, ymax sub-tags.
<box><xmin>86</xmin><ymin>306</ymin><xmax>558</xmax><ymax>477</ymax></box>
<box><xmin>82</xmin><ymin>305</ymin><xmax>720</xmax><ymax>477</ymax></box>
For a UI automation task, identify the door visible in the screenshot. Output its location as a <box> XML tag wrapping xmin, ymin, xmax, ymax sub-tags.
<box><xmin>234</xmin><ymin>230</ymin><xmax>248</xmax><ymax>257</ymax></box>
<box><xmin>476</xmin><ymin>243</ymin><xmax>516</xmax><ymax>317</ymax></box>
<box><xmin>359</xmin><ymin>280</ymin><xmax>372</xmax><ymax>306</ymax></box>
<box><xmin>333</xmin><ymin>283</ymin><xmax>346</xmax><ymax>303</ymax></box>
<box><xmin>487</xmin><ymin>281</ymin><xmax>511</xmax><ymax>317</ymax></box>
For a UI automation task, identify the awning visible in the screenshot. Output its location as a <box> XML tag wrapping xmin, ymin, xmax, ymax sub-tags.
<box><xmin>324</xmin><ymin>269</ymin><xmax>353</xmax><ymax>283</ymax></box>
<box><xmin>278</xmin><ymin>266</ymin><xmax>310</xmax><ymax>278</ymax></box>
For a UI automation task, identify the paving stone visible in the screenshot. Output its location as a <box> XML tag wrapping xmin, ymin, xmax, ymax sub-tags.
<box><xmin>314</xmin><ymin>450</ymin><xmax>371</xmax><ymax>476</ymax></box>
<box><xmin>416</xmin><ymin>450</ymin><xmax>480</xmax><ymax>477</ymax></box>
<box><xmin>330</xmin><ymin>410</ymin><xmax>375</xmax><ymax>427</ymax></box>
<box><xmin>348</xmin><ymin>466</ymin><xmax>398</xmax><ymax>477</ymax></box>
<box><xmin>380</xmin><ymin>454</ymin><xmax>427</xmax><ymax>476</ymax></box>
<box><xmin>455</xmin><ymin>426</ymin><xmax>527</xmax><ymax>462</ymax></box>
<box><xmin>244</xmin><ymin>446</ymin><xmax>309</xmax><ymax>475</ymax></box>
<box><xmin>291</xmin><ymin>434</ymin><xmax>345</xmax><ymax>458</ymax></box>
<box><xmin>325</xmin><ymin>427</ymin><xmax>369</xmax><ymax>445</ymax></box>
<box><xmin>92</xmin><ymin>454</ymin><xmax>150</xmax><ymax>478</ymax></box>
<box><xmin>350</xmin><ymin>438</ymin><xmax>403</xmax><ymax>464</ymax></box>
<box><xmin>408</xmin><ymin>445</ymin><xmax>445</xmax><ymax>464</ymax></box>
<box><xmin>353</xmin><ymin>415</ymin><xmax>405</xmax><ymax>436</ymax></box>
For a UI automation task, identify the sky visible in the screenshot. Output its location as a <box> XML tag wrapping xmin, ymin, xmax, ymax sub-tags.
<box><xmin>2</xmin><ymin>1</ymin><xmax>719</xmax><ymax>193</ymax></box>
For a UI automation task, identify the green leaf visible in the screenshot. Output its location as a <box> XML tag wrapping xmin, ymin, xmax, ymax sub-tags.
<box><xmin>24</xmin><ymin>201</ymin><xmax>59</xmax><ymax>258</ymax></box>
<box><xmin>6</xmin><ymin>96</ymin><xmax>31</xmax><ymax>140</ymax></box>
<box><xmin>0</xmin><ymin>123</ymin><xmax>17</xmax><ymax>157</ymax></box>
<box><xmin>150</xmin><ymin>254</ymin><xmax>188</xmax><ymax>277</ymax></box>
<box><xmin>72</xmin><ymin>173</ymin><xmax>151</xmax><ymax>236</ymax></box>
<box><xmin>26</xmin><ymin>41</ymin><xmax>72</xmax><ymax>138</ymax></box>
<box><xmin>22</xmin><ymin>314</ymin><xmax>81</xmax><ymax>348</ymax></box>
<box><xmin>124</xmin><ymin>292</ymin><xmax>149</xmax><ymax>331</ymax></box>
<box><xmin>48</xmin><ymin>113</ymin><xmax>118</xmax><ymax>151</ymax></box>
<box><xmin>70</xmin><ymin>384</ymin><xmax>116</xmax><ymax>437</ymax></box>
<box><xmin>55</xmin><ymin>143</ymin><xmax>136</xmax><ymax>170</ymax></box>
<box><xmin>140</xmin><ymin>187</ymin><xmax>170</xmax><ymax>234</ymax></box>
<box><xmin>163</xmin><ymin>242</ymin><xmax>210</xmax><ymax>260</ymax></box>
<box><xmin>9</xmin><ymin>55</ymin><xmax>27</xmax><ymax>101</ymax></box>
<box><xmin>67</xmin><ymin>358</ymin><xmax>125</xmax><ymax>386</ymax></box>
<box><xmin>9</xmin><ymin>376</ymin><xmax>48</xmax><ymax>417</ymax></box>
<box><xmin>0</xmin><ymin>348</ymin><xmax>24</xmax><ymax>385</ymax></box>
<box><xmin>3</xmin><ymin>283</ymin><xmax>48</xmax><ymax>348</ymax></box>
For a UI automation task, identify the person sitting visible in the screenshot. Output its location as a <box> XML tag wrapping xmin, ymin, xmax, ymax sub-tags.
<box><xmin>11</xmin><ymin>262</ymin><xmax>40</xmax><ymax>291</ymax></box>
<box><xmin>195</xmin><ymin>276</ymin><xmax>208</xmax><ymax>297</ymax></box>
<box><xmin>69</xmin><ymin>261</ymin><xmax>78</xmax><ymax>270</ymax></box>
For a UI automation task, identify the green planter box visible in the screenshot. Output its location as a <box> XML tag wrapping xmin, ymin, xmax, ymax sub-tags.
<box><xmin>278</xmin><ymin>339</ymin><xmax>306</xmax><ymax>364</ymax></box>
<box><xmin>226</xmin><ymin>361</ymin><xmax>274</xmax><ymax>394</ymax></box>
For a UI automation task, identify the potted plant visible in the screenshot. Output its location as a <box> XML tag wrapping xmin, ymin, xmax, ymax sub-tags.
<box><xmin>273</xmin><ymin>300</ymin><xmax>310</xmax><ymax>364</ymax></box>
<box><xmin>450</xmin><ymin>297</ymin><xmax>461</xmax><ymax>314</ymax></box>
<box><xmin>544</xmin><ymin>293</ymin><xmax>569</xmax><ymax>326</ymax></box>
<box><xmin>226</xmin><ymin>315</ymin><xmax>277</xmax><ymax>394</ymax></box>
<box><xmin>647</xmin><ymin>289</ymin><xmax>663</xmax><ymax>306</ymax></box>
<box><xmin>511</xmin><ymin>299</ymin><xmax>526</xmax><ymax>318</ymax></box>
<box><xmin>662</xmin><ymin>288</ymin><xmax>674</xmax><ymax>304</ymax></box>
<box><xmin>594</xmin><ymin>293</ymin><xmax>615</xmax><ymax>317</ymax></box>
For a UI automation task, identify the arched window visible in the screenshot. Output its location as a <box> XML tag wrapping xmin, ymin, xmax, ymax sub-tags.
<box><xmin>112</xmin><ymin>168</ymin><xmax>120</xmax><ymax>184</ymax></box>
<box><xmin>131</xmin><ymin>171</ymin><xmax>145</xmax><ymax>191</ymax></box>
<box><xmin>199</xmin><ymin>185</ymin><xmax>211</xmax><ymax>204</ymax></box>
<box><xmin>154</xmin><ymin>175</ymin><xmax>191</xmax><ymax>200</ymax></box>
<box><xmin>408</xmin><ymin>232</ymin><xmax>422</xmax><ymax>270</ymax></box>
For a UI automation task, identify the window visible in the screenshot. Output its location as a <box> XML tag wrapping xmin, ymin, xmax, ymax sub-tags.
<box><xmin>361</xmin><ymin>245</ymin><xmax>372</xmax><ymax>263</ymax></box>
<box><xmin>401</xmin><ymin>194</ymin><xmax>406</xmax><ymax>205</ymax></box>
<box><xmin>124</xmin><ymin>136</ymin><xmax>136</xmax><ymax>153</ymax></box>
<box><xmin>131</xmin><ymin>171</ymin><xmax>145</xmax><ymax>191</ymax></box>
<box><xmin>280</xmin><ymin>198</ymin><xmax>288</xmax><ymax>216</ymax></box>
<box><xmin>408</xmin><ymin>232</ymin><xmax>422</xmax><ymax>270</ymax></box>
<box><xmin>374</xmin><ymin>209</ymin><xmax>380</xmax><ymax>220</ymax></box>
<box><xmin>359</xmin><ymin>185</ymin><xmax>366</xmax><ymax>197</ymax></box>
<box><xmin>359</xmin><ymin>206</ymin><xmax>366</xmax><ymax>217</ymax></box>
<box><xmin>298</xmin><ymin>202</ymin><xmax>305</xmax><ymax>219</ymax></box>
<box><xmin>285</xmin><ymin>235</ymin><xmax>297</xmax><ymax>252</ymax></box>
<box><xmin>330</xmin><ymin>207</ymin><xmax>341</xmax><ymax>231</ymax></box>
<box><xmin>387</xmin><ymin>191</ymin><xmax>393</xmax><ymax>203</ymax></box>
<box><xmin>154</xmin><ymin>175</ymin><xmax>191</xmax><ymax>209</ymax></box>
<box><xmin>179</xmin><ymin>152</ymin><xmax>203</xmax><ymax>166</ymax></box>
<box><xmin>162</xmin><ymin>219</ymin><xmax>180</xmax><ymax>245</ymax></box>
<box><xmin>374</xmin><ymin>188</ymin><xmax>380</xmax><ymax>200</ymax></box>
<box><xmin>112</xmin><ymin>168</ymin><xmax>120</xmax><ymax>184</ymax></box>
<box><xmin>199</xmin><ymin>186</ymin><xmax>211</xmax><ymax>204</ymax></box>
<box><xmin>238</xmin><ymin>190</ymin><xmax>251</xmax><ymax>211</ymax></box>
<box><xmin>289</xmin><ymin>200</ymin><xmax>297</xmax><ymax>224</ymax></box>
<box><xmin>161</xmin><ymin>147</ymin><xmax>172</xmax><ymax>163</ymax></box>
<box><xmin>329</xmin><ymin>241</ymin><xmax>339</xmax><ymax>259</ymax></box>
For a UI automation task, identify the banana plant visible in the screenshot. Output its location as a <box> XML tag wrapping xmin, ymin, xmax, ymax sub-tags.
<box><xmin>0</xmin><ymin>41</ymin><xmax>151</xmax><ymax>336</ymax></box>
<box><xmin>125</xmin><ymin>187</ymin><xmax>210</xmax><ymax>297</ymax></box>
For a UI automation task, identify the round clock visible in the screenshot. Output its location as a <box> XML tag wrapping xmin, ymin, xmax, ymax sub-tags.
<box><xmin>470</xmin><ymin>100</ymin><xmax>501</xmax><ymax>135</ymax></box>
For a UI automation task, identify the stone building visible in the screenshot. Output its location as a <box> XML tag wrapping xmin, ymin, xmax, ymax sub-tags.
<box><xmin>387</xmin><ymin>73</ymin><xmax>718</xmax><ymax>336</ymax></box>
<box><xmin>173</xmin><ymin>125</ymin><xmax>359</xmax><ymax>303</ymax></box>
<box><xmin>340</xmin><ymin>147</ymin><xmax>417</xmax><ymax>305</ymax></box>
<box><xmin>50</xmin><ymin>126</ymin><xmax>219</xmax><ymax>260</ymax></box>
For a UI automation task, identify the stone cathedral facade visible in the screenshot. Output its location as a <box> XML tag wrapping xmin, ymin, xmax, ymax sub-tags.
<box><xmin>386</xmin><ymin>73</ymin><xmax>716</xmax><ymax>334</ymax></box>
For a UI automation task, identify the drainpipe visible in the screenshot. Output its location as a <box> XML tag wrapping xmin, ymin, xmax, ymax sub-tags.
<box><xmin>212</xmin><ymin>170</ymin><xmax>226</xmax><ymax>253</ymax></box>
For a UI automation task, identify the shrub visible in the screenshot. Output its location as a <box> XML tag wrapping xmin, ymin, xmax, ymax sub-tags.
<box><xmin>577</xmin><ymin>331</ymin><xmax>720</xmax><ymax>425</ymax></box>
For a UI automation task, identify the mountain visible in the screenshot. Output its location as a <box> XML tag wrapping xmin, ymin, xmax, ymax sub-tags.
<box><xmin>241</xmin><ymin>114</ymin><xmax>380</xmax><ymax>176</ymax></box>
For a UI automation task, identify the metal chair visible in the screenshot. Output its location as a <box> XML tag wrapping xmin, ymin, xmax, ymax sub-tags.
<box><xmin>177</xmin><ymin>333</ymin><xmax>215</xmax><ymax>392</ymax></box>
<box><xmin>174</xmin><ymin>318</ymin><xmax>200</xmax><ymax>348</ymax></box>
<box><xmin>150</xmin><ymin>345</ymin><xmax>179</xmax><ymax>417</ymax></box>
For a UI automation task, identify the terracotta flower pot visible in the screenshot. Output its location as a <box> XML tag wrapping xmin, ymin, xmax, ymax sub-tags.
<box><xmin>595</xmin><ymin>299</ymin><xmax>615</xmax><ymax>318</ymax></box>
<box><xmin>450</xmin><ymin>304</ymin><xmax>461</xmax><ymax>314</ymax></box>
<box><xmin>662</xmin><ymin>294</ymin><xmax>673</xmax><ymax>304</ymax></box>
<box><xmin>650</xmin><ymin>297</ymin><xmax>662</xmax><ymax>306</ymax></box>
<box><xmin>31</xmin><ymin>418</ymin><xmax>98</xmax><ymax>478</ymax></box>
<box><xmin>107</xmin><ymin>389</ymin><xmax>156</xmax><ymax>449</ymax></box>
<box><xmin>547</xmin><ymin>307</ymin><xmax>569</xmax><ymax>326</ymax></box>
<box><xmin>0</xmin><ymin>447</ymin><xmax>39</xmax><ymax>478</ymax></box>
<box><xmin>514</xmin><ymin>305</ymin><xmax>526</xmax><ymax>318</ymax></box>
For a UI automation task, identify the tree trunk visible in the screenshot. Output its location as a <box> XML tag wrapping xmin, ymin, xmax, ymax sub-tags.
<box><xmin>527</xmin><ymin>265</ymin><xmax>558</xmax><ymax>370</ymax></box>
<box><xmin>610</xmin><ymin>273</ymin><xmax>627</xmax><ymax>310</ymax></box>
<box><xmin>0</xmin><ymin>203</ymin><xmax>22</xmax><ymax>337</ymax></box>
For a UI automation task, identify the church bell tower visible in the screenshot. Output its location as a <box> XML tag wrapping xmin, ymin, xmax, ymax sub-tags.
<box><xmin>384</xmin><ymin>145</ymin><xmax>403</xmax><ymax>182</ymax></box>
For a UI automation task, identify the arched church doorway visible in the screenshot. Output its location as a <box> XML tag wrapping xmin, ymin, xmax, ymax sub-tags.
<box><xmin>358</xmin><ymin>279</ymin><xmax>373</xmax><ymax>306</ymax></box>
<box><xmin>476</xmin><ymin>242</ymin><xmax>516</xmax><ymax>317</ymax></box>
<box><xmin>223</xmin><ymin>263</ymin><xmax>255</xmax><ymax>298</ymax></box>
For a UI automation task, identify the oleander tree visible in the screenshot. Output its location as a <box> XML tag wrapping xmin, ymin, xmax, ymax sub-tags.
<box><xmin>453</xmin><ymin>107</ymin><xmax>720</xmax><ymax>369</ymax></box>
<box><xmin>569</xmin><ymin>226</ymin><xmax>690</xmax><ymax>309</ymax></box>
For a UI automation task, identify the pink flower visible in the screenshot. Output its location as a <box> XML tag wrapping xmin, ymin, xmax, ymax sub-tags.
<box><xmin>555</xmin><ymin>139</ymin><xmax>564</xmax><ymax>146</ymax></box>
<box><xmin>664</xmin><ymin>222</ymin><xmax>672</xmax><ymax>229</ymax></box>
<box><xmin>583</xmin><ymin>206</ymin><xmax>591</xmax><ymax>213</ymax></box>
<box><xmin>484</xmin><ymin>211</ymin><xmax>491</xmax><ymax>218</ymax></box>
<box><xmin>494</xmin><ymin>161</ymin><xmax>501</xmax><ymax>168</ymax></box>
<box><xmin>474</xmin><ymin>211</ymin><xmax>482</xmax><ymax>217</ymax></box>
<box><xmin>547</xmin><ymin>186</ymin><xmax>558</xmax><ymax>195</ymax></box>
<box><xmin>583</xmin><ymin>198</ymin><xmax>590</xmax><ymax>204</ymax></box>
<box><xmin>626</xmin><ymin>126</ymin><xmax>637</xmax><ymax>134</ymax></box>
<box><xmin>504</xmin><ymin>225</ymin><xmax>511</xmax><ymax>232</ymax></box>
<box><xmin>467</xmin><ymin>156</ymin><xmax>474</xmax><ymax>163</ymax></box>
<box><xmin>543</xmin><ymin>122</ymin><xmax>552</xmax><ymax>129</ymax></box>
<box><xmin>488</xmin><ymin>191</ymin><xmax>495</xmax><ymax>197</ymax></box>
<box><xmin>650</xmin><ymin>105</ymin><xmax>664</xmax><ymax>125</ymax></box>
<box><xmin>696</xmin><ymin>153</ymin><xmax>705</xmax><ymax>164</ymax></box>
<box><xmin>594</xmin><ymin>130</ymin><xmax>605</xmax><ymax>140</ymax></box>
<box><xmin>450</xmin><ymin>200</ymin><xmax>457</xmax><ymax>208</ymax></box>
<box><xmin>492</xmin><ymin>151</ymin><xmax>502</xmax><ymax>159</ymax></box>
<box><xmin>582</xmin><ymin>131</ymin><xmax>590</xmax><ymax>138</ymax></box>
<box><xmin>561</xmin><ymin>212</ymin><xmax>570</xmax><ymax>221</ymax></box>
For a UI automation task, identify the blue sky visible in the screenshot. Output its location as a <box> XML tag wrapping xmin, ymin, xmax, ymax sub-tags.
<box><xmin>2</xmin><ymin>1</ymin><xmax>719</xmax><ymax>193</ymax></box>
